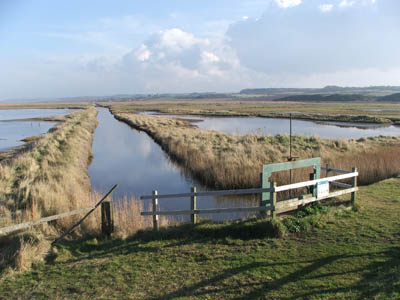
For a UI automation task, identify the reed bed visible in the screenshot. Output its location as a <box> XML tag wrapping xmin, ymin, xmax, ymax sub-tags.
<box><xmin>0</xmin><ymin>107</ymin><xmax>98</xmax><ymax>270</ymax></box>
<box><xmin>111</xmin><ymin>108</ymin><xmax>400</xmax><ymax>190</ymax></box>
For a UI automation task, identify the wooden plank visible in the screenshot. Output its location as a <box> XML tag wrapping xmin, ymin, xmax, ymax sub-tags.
<box><xmin>274</xmin><ymin>172</ymin><xmax>358</xmax><ymax>193</ymax></box>
<box><xmin>0</xmin><ymin>206</ymin><xmax>94</xmax><ymax>235</ymax></box>
<box><xmin>263</xmin><ymin>157</ymin><xmax>321</xmax><ymax>173</ymax></box>
<box><xmin>321</xmin><ymin>167</ymin><xmax>351</xmax><ymax>174</ymax></box>
<box><xmin>276</xmin><ymin>187</ymin><xmax>358</xmax><ymax>211</ymax></box>
<box><xmin>141</xmin><ymin>206</ymin><xmax>272</xmax><ymax>216</ymax></box>
<box><xmin>140</xmin><ymin>187</ymin><xmax>273</xmax><ymax>200</ymax></box>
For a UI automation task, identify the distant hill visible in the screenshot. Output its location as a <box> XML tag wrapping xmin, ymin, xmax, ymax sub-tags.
<box><xmin>240</xmin><ymin>86</ymin><xmax>400</xmax><ymax>95</ymax></box>
<box><xmin>239</xmin><ymin>88</ymin><xmax>320</xmax><ymax>95</ymax></box>
<box><xmin>379</xmin><ymin>93</ymin><xmax>400</xmax><ymax>102</ymax></box>
<box><xmin>276</xmin><ymin>93</ymin><xmax>374</xmax><ymax>102</ymax></box>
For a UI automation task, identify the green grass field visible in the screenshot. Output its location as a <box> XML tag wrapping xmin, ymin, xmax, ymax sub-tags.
<box><xmin>1</xmin><ymin>178</ymin><xmax>399</xmax><ymax>299</ymax></box>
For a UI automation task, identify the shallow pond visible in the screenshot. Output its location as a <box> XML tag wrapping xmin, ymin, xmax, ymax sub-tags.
<box><xmin>89</xmin><ymin>108</ymin><xmax>258</xmax><ymax>221</ymax></box>
<box><xmin>0</xmin><ymin>109</ymin><xmax>75</xmax><ymax>152</ymax></box>
<box><xmin>142</xmin><ymin>112</ymin><xmax>400</xmax><ymax>139</ymax></box>
<box><xmin>0</xmin><ymin>108</ymin><xmax>73</xmax><ymax>120</ymax></box>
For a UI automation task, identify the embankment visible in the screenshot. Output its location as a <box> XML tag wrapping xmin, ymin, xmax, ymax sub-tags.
<box><xmin>0</xmin><ymin>107</ymin><xmax>98</xmax><ymax>270</ymax></box>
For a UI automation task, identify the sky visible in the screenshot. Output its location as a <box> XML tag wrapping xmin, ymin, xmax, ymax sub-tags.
<box><xmin>1</xmin><ymin>0</ymin><xmax>400</xmax><ymax>100</ymax></box>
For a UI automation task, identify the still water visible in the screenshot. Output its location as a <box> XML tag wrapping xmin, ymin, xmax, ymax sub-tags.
<box><xmin>142</xmin><ymin>112</ymin><xmax>400</xmax><ymax>139</ymax></box>
<box><xmin>0</xmin><ymin>109</ymin><xmax>75</xmax><ymax>152</ymax></box>
<box><xmin>89</xmin><ymin>108</ymin><xmax>258</xmax><ymax>221</ymax></box>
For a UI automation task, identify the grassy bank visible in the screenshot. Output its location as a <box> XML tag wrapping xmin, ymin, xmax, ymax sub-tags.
<box><xmin>0</xmin><ymin>107</ymin><xmax>98</xmax><ymax>270</ymax></box>
<box><xmin>0</xmin><ymin>178</ymin><xmax>398</xmax><ymax>299</ymax></box>
<box><xmin>106</xmin><ymin>100</ymin><xmax>400</xmax><ymax>124</ymax></box>
<box><xmin>110</xmin><ymin>108</ymin><xmax>400</xmax><ymax>190</ymax></box>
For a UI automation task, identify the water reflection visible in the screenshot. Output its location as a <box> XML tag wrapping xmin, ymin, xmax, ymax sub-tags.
<box><xmin>89</xmin><ymin>108</ymin><xmax>258</xmax><ymax>221</ymax></box>
<box><xmin>0</xmin><ymin>108</ymin><xmax>73</xmax><ymax>120</ymax></box>
<box><xmin>0</xmin><ymin>109</ymin><xmax>74</xmax><ymax>152</ymax></box>
<box><xmin>0</xmin><ymin>121</ymin><xmax>57</xmax><ymax>152</ymax></box>
<box><xmin>142</xmin><ymin>112</ymin><xmax>400</xmax><ymax>139</ymax></box>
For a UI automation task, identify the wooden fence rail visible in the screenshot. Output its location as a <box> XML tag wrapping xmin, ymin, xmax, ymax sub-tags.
<box><xmin>0</xmin><ymin>185</ymin><xmax>117</xmax><ymax>239</ymax></box>
<box><xmin>140</xmin><ymin>168</ymin><xmax>358</xmax><ymax>230</ymax></box>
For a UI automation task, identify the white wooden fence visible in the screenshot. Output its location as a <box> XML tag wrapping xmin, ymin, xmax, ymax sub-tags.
<box><xmin>140</xmin><ymin>167</ymin><xmax>358</xmax><ymax>230</ymax></box>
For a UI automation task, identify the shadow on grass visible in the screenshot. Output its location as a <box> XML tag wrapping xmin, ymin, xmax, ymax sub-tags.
<box><xmin>145</xmin><ymin>247</ymin><xmax>400</xmax><ymax>300</ymax></box>
<box><xmin>50</xmin><ymin>217</ymin><xmax>279</xmax><ymax>264</ymax></box>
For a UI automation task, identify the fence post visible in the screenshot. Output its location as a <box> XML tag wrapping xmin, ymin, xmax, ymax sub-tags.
<box><xmin>191</xmin><ymin>186</ymin><xmax>197</xmax><ymax>224</ymax></box>
<box><xmin>309</xmin><ymin>167</ymin><xmax>318</xmax><ymax>196</ymax></box>
<box><xmin>270</xmin><ymin>182</ymin><xmax>277</xmax><ymax>219</ymax></box>
<box><xmin>101</xmin><ymin>201</ymin><xmax>114</xmax><ymax>237</ymax></box>
<box><xmin>326</xmin><ymin>163</ymin><xmax>330</xmax><ymax>177</ymax></box>
<box><xmin>351</xmin><ymin>167</ymin><xmax>357</xmax><ymax>206</ymax></box>
<box><xmin>152</xmin><ymin>190</ymin><xmax>159</xmax><ymax>231</ymax></box>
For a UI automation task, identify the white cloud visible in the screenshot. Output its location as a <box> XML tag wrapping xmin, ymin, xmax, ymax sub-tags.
<box><xmin>319</xmin><ymin>4</ymin><xmax>334</xmax><ymax>12</ymax></box>
<box><xmin>135</xmin><ymin>44</ymin><xmax>151</xmax><ymax>62</ymax></box>
<box><xmin>339</xmin><ymin>0</ymin><xmax>355</xmax><ymax>7</ymax></box>
<box><xmin>274</xmin><ymin>0</ymin><xmax>302</xmax><ymax>8</ymax></box>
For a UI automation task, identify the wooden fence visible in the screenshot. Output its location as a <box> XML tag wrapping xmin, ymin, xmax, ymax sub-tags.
<box><xmin>140</xmin><ymin>167</ymin><xmax>358</xmax><ymax>230</ymax></box>
<box><xmin>0</xmin><ymin>185</ymin><xmax>117</xmax><ymax>244</ymax></box>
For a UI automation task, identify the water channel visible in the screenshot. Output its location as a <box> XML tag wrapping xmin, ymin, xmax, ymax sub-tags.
<box><xmin>89</xmin><ymin>108</ymin><xmax>257</xmax><ymax>221</ymax></box>
<box><xmin>0</xmin><ymin>109</ymin><xmax>75</xmax><ymax>152</ymax></box>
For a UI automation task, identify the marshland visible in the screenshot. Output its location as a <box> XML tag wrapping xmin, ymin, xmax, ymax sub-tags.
<box><xmin>3</xmin><ymin>0</ymin><xmax>400</xmax><ymax>298</ymax></box>
<box><xmin>0</xmin><ymin>98</ymin><xmax>399</xmax><ymax>299</ymax></box>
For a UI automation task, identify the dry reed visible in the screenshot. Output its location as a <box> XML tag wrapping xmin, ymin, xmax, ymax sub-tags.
<box><xmin>0</xmin><ymin>107</ymin><xmax>98</xmax><ymax>270</ymax></box>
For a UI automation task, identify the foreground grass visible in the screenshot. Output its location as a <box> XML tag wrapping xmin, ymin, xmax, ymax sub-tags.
<box><xmin>110</xmin><ymin>107</ymin><xmax>400</xmax><ymax>189</ymax></box>
<box><xmin>0</xmin><ymin>178</ymin><xmax>399</xmax><ymax>299</ymax></box>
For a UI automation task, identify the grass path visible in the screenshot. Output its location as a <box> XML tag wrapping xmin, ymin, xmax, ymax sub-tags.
<box><xmin>0</xmin><ymin>178</ymin><xmax>399</xmax><ymax>299</ymax></box>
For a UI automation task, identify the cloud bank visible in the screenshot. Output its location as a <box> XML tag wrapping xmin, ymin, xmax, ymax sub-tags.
<box><xmin>227</xmin><ymin>0</ymin><xmax>400</xmax><ymax>75</ymax></box>
<box><xmin>2</xmin><ymin>0</ymin><xmax>400</xmax><ymax>99</ymax></box>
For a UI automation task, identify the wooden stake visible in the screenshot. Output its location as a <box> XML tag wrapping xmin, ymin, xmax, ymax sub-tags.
<box><xmin>191</xmin><ymin>187</ymin><xmax>197</xmax><ymax>224</ymax></box>
<box><xmin>351</xmin><ymin>167</ymin><xmax>357</xmax><ymax>205</ymax></box>
<box><xmin>152</xmin><ymin>190</ymin><xmax>159</xmax><ymax>231</ymax></box>
<box><xmin>270</xmin><ymin>182</ymin><xmax>277</xmax><ymax>219</ymax></box>
<box><xmin>101</xmin><ymin>201</ymin><xmax>114</xmax><ymax>237</ymax></box>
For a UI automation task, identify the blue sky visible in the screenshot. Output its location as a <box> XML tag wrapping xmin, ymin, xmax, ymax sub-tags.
<box><xmin>1</xmin><ymin>0</ymin><xmax>399</xmax><ymax>100</ymax></box>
